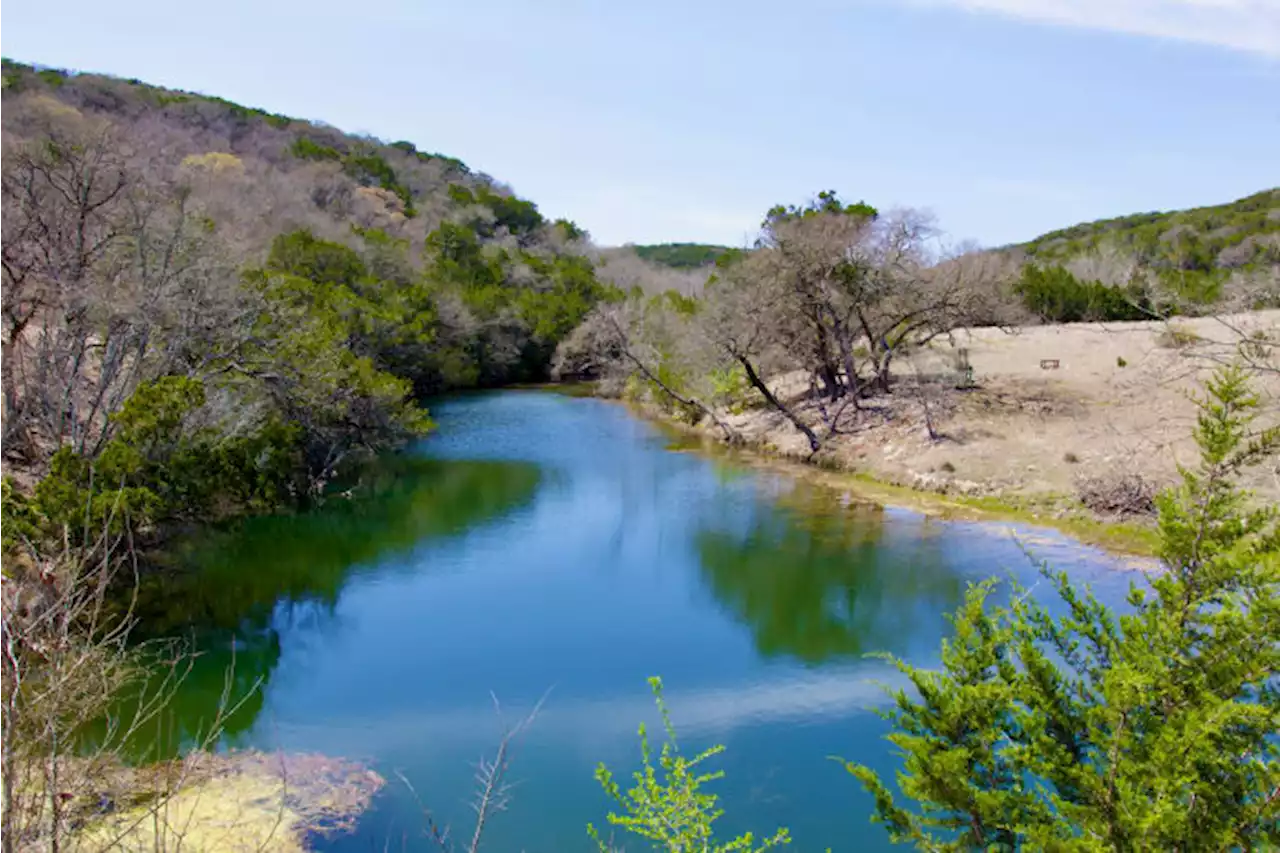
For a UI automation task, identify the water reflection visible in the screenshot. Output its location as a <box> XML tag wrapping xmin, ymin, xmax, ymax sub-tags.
<box><xmin>114</xmin><ymin>457</ymin><xmax>541</xmax><ymax>758</ymax></box>
<box><xmin>135</xmin><ymin>457</ymin><xmax>542</xmax><ymax>636</ymax></box>
<box><xmin>698</xmin><ymin>485</ymin><xmax>964</xmax><ymax>663</ymax></box>
<box><xmin>111</xmin><ymin>391</ymin><xmax>1135</xmax><ymax>852</ymax></box>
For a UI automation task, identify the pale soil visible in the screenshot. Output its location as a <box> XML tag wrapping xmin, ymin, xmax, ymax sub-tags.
<box><xmin>720</xmin><ymin>311</ymin><xmax>1280</xmax><ymax>508</ymax></box>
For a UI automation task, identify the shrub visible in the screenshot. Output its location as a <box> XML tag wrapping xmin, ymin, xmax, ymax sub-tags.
<box><xmin>588</xmin><ymin>677</ymin><xmax>790</xmax><ymax>852</ymax></box>
<box><xmin>1014</xmin><ymin>265</ymin><xmax>1149</xmax><ymax>323</ymax></box>
<box><xmin>1075</xmin><ymin>470</ymin><xmax>1157</xmax><ymax>516</ymax></box>
<box><xmin>37</xmin><ymin>67</ymin><xmax>68</xmax><ymax>88</ymax></box>
<box><xmin>710</xmin><ymin>366</ymin><xmax>755</xmax><ymax>414</ymax></box>
<box><xmin>1239</xmin><ymin>329</ymin><xmax>1276</xmax><ymax>363</ymax></box>
<box><xmin>846</xmin><ymin>367</ymin><xmax>1280</xmax><ymax>850</ymax></box>
<box><xmin>3</xmin><ymin>378</ymin><xmax>304</xmax><ymax>549</ymax></box>
<box><xmin>288</xmin><ymin>136</ymin><xmax>342</xmax><ymax>162</ymax></box>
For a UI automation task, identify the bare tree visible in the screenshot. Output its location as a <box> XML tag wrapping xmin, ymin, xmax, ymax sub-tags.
<box><xmin>553</xmin><ymin>298</ymin><xmax>739</xmax><ymax>442</ymax></box>
<box><xmin>690</xmin><ymin>197</ymin><xmax>1017</xmax><ymax>451</ymax></box>
<box><xmin>0</xmin><ymin>486</ymin><xmax>262</xmax><ymax>853</ymax></box>
<box><xmin>698</xmin><ymin>254</ymin><xmax>822</xmax><ymax>452</ymax></box>
<box><xmin>2</xmin><ymin>102</ymin><xmax>130</xmax><ymax>460</ymax></box>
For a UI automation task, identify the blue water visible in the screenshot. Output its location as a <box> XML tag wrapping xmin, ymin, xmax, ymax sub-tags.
<box><xmin>156</xmin><ymin>390</ymin><xmax>1144</xmax><ymax>851</ymax></box>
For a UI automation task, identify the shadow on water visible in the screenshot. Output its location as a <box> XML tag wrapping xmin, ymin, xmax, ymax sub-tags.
<box><xmin>106</xmin><ymin>455</ymin><xmax>542</xmax><ymax>760</ymax></box>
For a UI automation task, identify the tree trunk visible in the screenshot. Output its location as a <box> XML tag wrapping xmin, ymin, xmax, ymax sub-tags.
<box><xmin>874</xmin><ymin>350</ymin><xmax>895</xmax><ymax>393</ymax></box>
<box><xmin>1</xmin><ymin>339</ymin><xmax>31</xmax><ymax>459</ymax></box>
<box><xmin>620</xmin><ymin>349</ymin><xmax>739</xmax><ymax>444</ymax></box>
<box><xmin>0</xmin><ymin>335</ymin><xmax>17</xmax><ymax>422</ymax></box>
<box><xmin>832</xmin><ymin>316</ymin><xmax>864</xmax><ymax>399</ymax></box>
<box><xmin>734</xmin><ymin>354</ymin><xmax>821</xmax><ymax>454</ymax></box>
<box><xmin>818</xmin><ymin>362</ymin><xmax>841</xmax><ymax>401</ymax></box>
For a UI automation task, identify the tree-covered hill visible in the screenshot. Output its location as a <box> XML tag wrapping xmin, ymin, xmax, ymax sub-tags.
<box><xmin>1019</xmin><ymin>188</ymin><xmax>1280</xmax><ymax>271</ymax></box>
<box><xmin>0</xmin><ymin>58</ymin><xmax>622</xmax><ymax>539</ymax></box>
<box><xmin>630</xmin><ymin>243</ymin><xmax>734</xmax><ymax>269</ymax></box>
<box><xmin>1005</xmin><ymin>188</ymin><xmax>1280</xmax><ymax>315</ymax></box>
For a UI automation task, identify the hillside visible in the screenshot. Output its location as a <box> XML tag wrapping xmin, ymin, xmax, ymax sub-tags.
<box><xmin>630</xmin><ymin>242</ymin><xmax>734</xmax><ymax>269</ymax></box>
<box><xmin>0</xmin><ymin>58</ymin><xmax>627</xmax><ymax>542</ymax></box>
<box><xmin>1009</xmin><ymin>188</ymin><xmax>1280</xmax><ymax>312</ymax></box>
<box><xmin>1020</xmin><ymin>188</ymin><xmax>1280</xmax><ymax>270</ymax></box>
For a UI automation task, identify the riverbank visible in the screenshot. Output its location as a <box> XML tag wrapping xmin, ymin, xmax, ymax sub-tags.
<box><xmin>631</xmin><ymin>402</ymin><xmax>1161</xmax><ymax>558</ymax></box>
<box><xmin>576</xmin><ymin>312</ymin><xmax>1280</xmax><ymax>559</ymax></box>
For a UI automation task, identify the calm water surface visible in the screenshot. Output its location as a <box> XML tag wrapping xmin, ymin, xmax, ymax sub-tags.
<box><xmin>151</xmin><ymin>390</ymin><xmax>1143</xmax><ymax>851</ymax></box>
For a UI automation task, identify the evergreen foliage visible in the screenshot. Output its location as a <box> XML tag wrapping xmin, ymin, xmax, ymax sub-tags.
<box><xmin>632</xmin><ymin>243</ymin><xmax>736</xmax><ymax>270</ymax></box>
<box><xmin>845</xmin><ymin>367</ymin><xmax>1280</xmax><ymax>850</ymax></box>
<box><xmin>1013</xmin><ymin>265</ymin><xmax>1152</xmax><ymax>322</ymax></box>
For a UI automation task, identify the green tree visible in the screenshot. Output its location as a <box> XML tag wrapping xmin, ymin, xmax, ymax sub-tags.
<box><xmin>1013</xmin><ymin>265</ymin><xmax>1150</xmax><ymax>323</ymax></box>
<box><xmin>243</xmin><ymin>268</ymin><xmax>431</xmax><ymax>491</ymax></box>
<box><xmin>267</xmin><ymin>229</ymin><xmax>368</xmax><ymax>289</ymax></box>
<box><xmin>845</xmin><ymin>366</ymin><xmax>1280</xmax><ymax>850</ymax></box>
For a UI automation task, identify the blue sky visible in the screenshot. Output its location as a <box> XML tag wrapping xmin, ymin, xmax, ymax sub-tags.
<box><xmin>3</xmin><ymin>0</ymin><xmax>1277</xmax><ymax>247</ymax></box>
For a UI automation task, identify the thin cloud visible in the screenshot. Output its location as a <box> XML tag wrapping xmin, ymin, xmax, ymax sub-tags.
<box><xmin>909</xmin><ymin>0</ymin><xmax>1280</xmax><ymax>56</ymax></box>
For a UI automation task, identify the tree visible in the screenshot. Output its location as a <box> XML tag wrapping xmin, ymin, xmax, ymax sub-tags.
<box><xmin>845</xmin><ymin>366</ymin><xmax>1279</xmax><ymax>851</ymax></box>
<box><xmin>697</xmin><ymin>195</ymin><xmax>1014</xmax><ymax>450</ymax></box>
<box><xmin>238</xmin><ymin>267</ymin><xmax>431</xmax><ymax>494</ymax></box>
<box><xmin>554</xmin><ymin>294</ymin><xmax>739</xmax><ymax>440</ymax></box>
<box><xmin>1</xmin><ymin>100</ymin><xmax>130</xmax><ymax>459</ymax></box>
<box><xmin>699</xmin><ymin>251</ymin><xmax>824</xmax><ymax>452</ymax></box>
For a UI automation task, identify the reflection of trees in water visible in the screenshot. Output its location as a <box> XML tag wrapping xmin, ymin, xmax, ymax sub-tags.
<box><xmin>85</xmin><ymin>628</ymin><xmax>279</xmax><ymax>763</ymax></box>
<box><xmin>697</xmin><ymin>485</ymin><xmax>965</xmax><ymax>664</ymax></box>
<box><xmin>113</xmin><ymin>457</ymin><xmax>541</xmax><ymax>757</ymax></box>
<box><xmin>135</xmin><ymin>458</ymin><xmax>542</xmax><ymax>636</ymax></box>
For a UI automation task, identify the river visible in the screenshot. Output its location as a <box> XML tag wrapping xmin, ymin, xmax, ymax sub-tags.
<box><xmin>143</xmin><ymin>389</ymin><xmax>1144</xmax><ymax>851</ymax></box>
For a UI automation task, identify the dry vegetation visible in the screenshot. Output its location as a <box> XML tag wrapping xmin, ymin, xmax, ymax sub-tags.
<box><xmin>2</xmin><ymin>57</ymin><xmax>1278</xmax><ymax>850</ymax></box>
<box><xmin>0</xmin><ymin>508</ymin><xmax>385</xmax><ymax>853</ymax></box>
<box><xmin>717</xmin><ymin>311</ymin><xmax>1280</xmax><ymax>510</ymax></box>
<box><xmin>560</xmin><ymin>190</ymin><xmax>1280</xmax><ymax>533</ymax></box>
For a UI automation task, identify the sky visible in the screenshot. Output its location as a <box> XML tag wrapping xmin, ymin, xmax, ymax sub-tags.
<box><xmin>2</xmin><ymin>0</ymin><xmax>1277</xmax><ymax>248</ymax></box>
